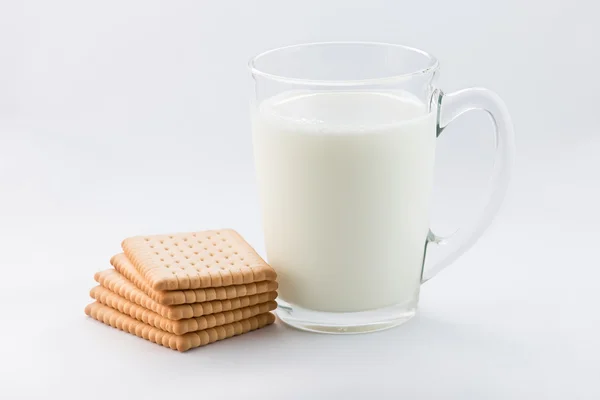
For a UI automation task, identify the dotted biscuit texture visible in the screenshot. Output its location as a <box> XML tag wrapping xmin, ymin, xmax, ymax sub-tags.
<box><xmin>122</xmin><ymin>229</ymin><xmax>277</xmax><ymax>291</ymax></box>
<box><xmin>85</xmin><ymin>302</ymin><xmax>275</xmax><ymax>352</ymax></box>
<box><xmin>94</xmin><ymin>269</ymin><xmax>277</xmax><ymax>320</ymax></box>
<box><xmin>90</xmin><ymin>285</ymin><xmax>277</xmax><ymax>335</ymax></box>
<box><xmin>111</xmin><ymin>253</ymin><xmax>278</xmax><ymax>306</ymax></box>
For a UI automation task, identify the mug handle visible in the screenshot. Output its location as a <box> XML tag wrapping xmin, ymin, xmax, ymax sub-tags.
<box><xmin>421</xmin><ymin>88</ymin><xmax>516</xmax><ymax>282</ymax></box>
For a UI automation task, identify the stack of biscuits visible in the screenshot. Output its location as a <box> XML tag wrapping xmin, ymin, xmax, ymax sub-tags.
<box><xmin>85</xmin><ymin>229</ymin><xmax>278</xmax><ymax>352</ymax></box>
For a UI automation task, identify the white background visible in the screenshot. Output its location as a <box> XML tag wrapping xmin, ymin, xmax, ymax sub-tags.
<box><xmin>1</xmin><ymin>0</ymin><xmax>599</xmax><ymax>399</ymax></box>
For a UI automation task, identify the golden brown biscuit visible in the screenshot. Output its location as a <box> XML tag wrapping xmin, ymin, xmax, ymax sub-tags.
<box><xmin>94</xmin><ymin>269</ymin><xmax>277</xmax><ymax>320</ymax></box>
<box><xmin>85</xmin><ymin>302</ymin><xmax>275</xmax><ymax>352</ymax></box>
<box><xmin>111</xmin><ymin>253</ymin><xmax>278</xmax><ymax>305</ymax></box>
<box><xmin>90</xmin><ymin>285</ymin><xmax>277</xmax><ymax>335</ymax></box>
<box><xmin>122</xmin><ymin>229</ymin><xmax>277</xmax><ymax>290</ymax></box>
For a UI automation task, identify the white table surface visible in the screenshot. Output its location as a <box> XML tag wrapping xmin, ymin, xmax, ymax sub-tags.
<box><xmin>1</xmin><ymin>1</ymin><xmax>599</xmax><ymax>398</ymax></box>
<box><xmin>2</xmin><ymin>127</ymin><xmax>598</xmax><ymax>399</ymax></box>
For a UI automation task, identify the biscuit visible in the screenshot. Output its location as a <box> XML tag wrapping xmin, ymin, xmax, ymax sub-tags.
<box><xmin>111</xmin><ymin>253</ymin><xmax>278</xmax><ymax>305</ymax></box>
<box><xmin>85</xmin><ymin>302</ymin><xmax>275</xmax><ymax>352</ymax></box>
<box><xmin>121</xmin><ymin>229</ymin><xmax>277</xmax><ymax>290</ymax></box>
<box><xmin>94</xmin><ymin>269</ymin><xmax>277</xmax><ymax>320</ymax></box>
<box><xmin>90</xmin><ymin>285</ymin><xmax>277</xmax><ymax>335</ymax></box>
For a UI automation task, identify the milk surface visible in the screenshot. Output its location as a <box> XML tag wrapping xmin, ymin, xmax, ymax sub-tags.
<box><xmin>252</xmin><ymin>91</ymin><xmax>436</xmax><ymax>312</ymax></box>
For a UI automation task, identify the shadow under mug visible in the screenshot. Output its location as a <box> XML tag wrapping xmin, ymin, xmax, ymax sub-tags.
<box><xmin>249</xmin><ymin>42</ymin><xmax>515</xmax><ymax>333</ymax></box>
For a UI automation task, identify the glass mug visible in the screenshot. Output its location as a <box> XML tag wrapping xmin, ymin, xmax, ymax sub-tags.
<box><xmin>249</xmin><ymin>42</ymin><xmax>515</xmax><ymax>333</ymax></box>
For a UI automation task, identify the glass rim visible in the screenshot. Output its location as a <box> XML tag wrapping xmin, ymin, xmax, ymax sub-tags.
<box><xmin>248</xmin><ymin>41</ymin><xmax>439</xmax><ymax>87</ymax></box>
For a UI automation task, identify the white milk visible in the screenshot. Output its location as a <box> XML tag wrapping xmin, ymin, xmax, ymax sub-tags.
<box><xmin>252</xmin><ymin>91</ymin><xmax>436</xmax><ymax>312</ymax></box>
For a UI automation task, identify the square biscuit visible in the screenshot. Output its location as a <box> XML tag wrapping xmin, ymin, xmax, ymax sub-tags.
<box><xmin>122</xmin><ymin>229</ymin><xmax>277</xmax><ymax>291</ymax></box>
<box><xmin>85</xmin><ymin>302</ymin><xmax>275</xmax><ymax>352</ymax></box>
<box><xmin>94</xmin><ymin>269</ymin><xmax>277</xmax><ymax>320</ymax></box>
<box><xmin>90</xmin><ymin>285</ymin><xmax>277</xmax><ymax>335</ymax></box>
<box><xmin>111</xmin><ymin>253</ymin><xmax>278</xmax><ymax>305</ymax></box>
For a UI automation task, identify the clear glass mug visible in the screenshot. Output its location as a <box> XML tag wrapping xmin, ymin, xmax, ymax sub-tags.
<box><xmin>249</xmin><ymin>42</ymin><xmax>515</xmax><ymax>333</ymax></box>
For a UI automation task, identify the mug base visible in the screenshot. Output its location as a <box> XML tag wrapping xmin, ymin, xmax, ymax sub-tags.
<box><xmin>275</xmin><ymin>298</ymin><xmax>417</xmax><ymax>334</ymax></box>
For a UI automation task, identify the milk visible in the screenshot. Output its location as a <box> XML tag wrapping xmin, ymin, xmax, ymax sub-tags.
<box><xmin>252</xmin><ymin>91</ymin><xmax>436</xmax><ymax>312</ymax></box>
